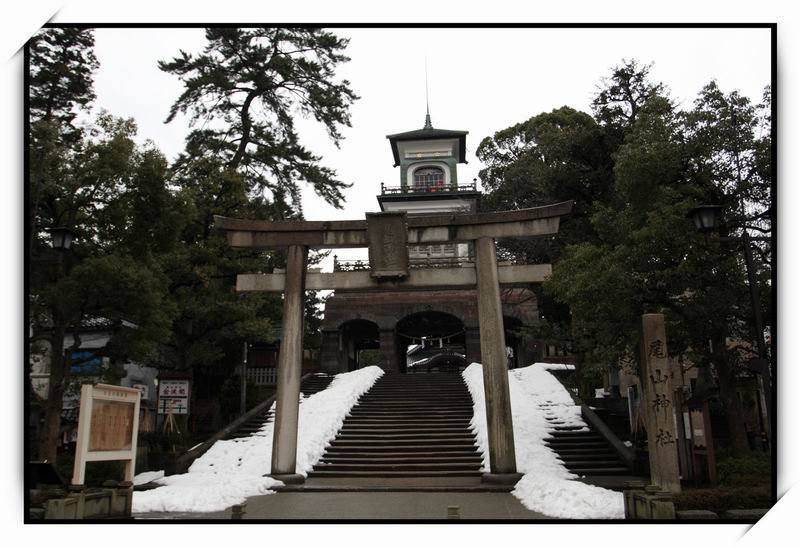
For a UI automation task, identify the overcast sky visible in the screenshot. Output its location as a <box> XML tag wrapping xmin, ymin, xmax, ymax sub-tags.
<box><xmin>90</xmin><ymin>27</ymin><xmax>771</xmax><ymax>263</ymax></box>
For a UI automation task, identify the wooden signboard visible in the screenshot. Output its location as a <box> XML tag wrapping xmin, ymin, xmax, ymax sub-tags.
<box><xmin>72</xmin><ymin>384</ymin><xmax>141</xmax><ymax>486</ymax></box>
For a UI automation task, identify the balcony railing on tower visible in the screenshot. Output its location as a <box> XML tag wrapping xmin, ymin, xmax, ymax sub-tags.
<box><xmin>331</xmin><ymin>255</ymin><xmax>525</xmax><ymax>272</ymax></box>
<box><xmin>380</xmin><ymin>180</ymin><xmax>478</xmax><ymax>195</ymax></box>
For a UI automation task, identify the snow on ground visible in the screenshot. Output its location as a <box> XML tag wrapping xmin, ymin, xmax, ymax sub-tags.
<box><xmin>462</xmin><ymin>362</ymin><xmax>625</xmax><ymax>519</ymax></box>
<box><xmin>133</xmin><ymin>470</ymin><xmax>164</xmax><ymax>486</ymax></box>
<box><xmin>132</xmin><ymin>366</ymin><xmax>383</xmax><ymax>514</ymax></box>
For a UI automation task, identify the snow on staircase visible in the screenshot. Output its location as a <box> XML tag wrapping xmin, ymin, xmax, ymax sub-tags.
<box><xmin>225</xmin><ymin>374</ymin><xmax>335</xmax><ymax>441</ymax></box>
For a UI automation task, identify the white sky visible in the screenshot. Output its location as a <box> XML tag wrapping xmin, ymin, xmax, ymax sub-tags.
<box><xmin>90</xmin><ymin>27</ymin><xmax>771</xmax><ymax>264</ymax></box>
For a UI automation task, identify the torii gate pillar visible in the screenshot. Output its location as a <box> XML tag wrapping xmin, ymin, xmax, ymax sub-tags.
<box><xmin>475</xmin><ymin>237</ymin><xmax>522</xmax><ymax>483</ymax></box>
<box><xmin>269</xmin><ymin>244</ymin><xmax>308</xmax><ymax>483</ymax></box>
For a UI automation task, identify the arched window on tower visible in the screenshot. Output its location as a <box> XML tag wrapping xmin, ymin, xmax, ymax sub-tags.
<box><xmin>413</xmin><ymin>166</ymin><xmax>445</xmax><ymax>191</ymax></box>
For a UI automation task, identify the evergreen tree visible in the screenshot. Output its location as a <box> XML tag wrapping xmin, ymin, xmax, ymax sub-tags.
<box><xmin>150</xmin><ymin>28</ymin><xmax>357</xmax><ymax>400</ymax></box>
<box><xmin>480</xmin><ymin>60</ymin><xmax>771</xmax><ymax>456</ymax></box>
<box><xmin>30</xmin><ymin>113</ymin><xmax>180</xmax><ymax>462</ymax></box>
<box><xmin>159</xmin><ymin>27</ymin><xmax>358</xmax><ymax>211</ymax></box>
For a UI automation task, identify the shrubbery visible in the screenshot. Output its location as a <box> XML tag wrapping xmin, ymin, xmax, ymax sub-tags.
<box><xmin>674</xmin><ymin>486</ymin><xmax>771</xmax><ymax>514</ymax></box>
<box><xmin>716</xmin><ymin>451</ymin><xmax>771</xmax><ymax>486</ymax></box>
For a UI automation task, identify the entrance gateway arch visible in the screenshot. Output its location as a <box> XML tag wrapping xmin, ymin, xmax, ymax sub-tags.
<box><xmin>215</xmin><ymin>200</ymin><xmax>572</xmax><ymax>485</ymax></box>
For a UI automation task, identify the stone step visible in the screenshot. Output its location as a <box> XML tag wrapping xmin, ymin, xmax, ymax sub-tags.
<box><xmin>548</xmin><ymin>446</ymin><xmax>610</xmax><ymax>453</ymax></box>
<box><xmin>366</xmin><ymin>390</ymin><xmax>466</xmax><ymax>394</ymax></box>
<box><xmin>341</xmin><ymin>423</ymin><xmax>472</xmax><ymax>431</ymax></box>
<box><xmin>545</xmin><ymin>440</ymin><xmax>608</xmax><ymax>447</ymax></box>
<box><xmin>313</xmin><ymin>462</ymin><xmax>482</xmax><ymax>472</ymax></box>
<box><xmin>347</xmin><ymin>410</ymin><xmax>474</xmax><ymax>416</ymax></box>
<box><xmin>329</xmin><ymin>438</ymin><xmax>477</xmax><ymax>447</ymax></box>
<box><xmin>557</xmin><ymin>452</ymin><xmax>619</xmax><ymax>460</ymax></box>
<box><xmin>358</xmin><ymin>398</ymin><xmax>472</xmax><ymax>407</ymax></box>
<box><xmin>321</xmin><ymin>452</ymin><xmax>483</xmax><ymax>464</ymax></box>
<box><xmin>323</xmin><ymin>444</ymin><xmax>480</xmax><ymax>453</ymax></box>
<box><xmin>545</xmin><ymin>433</ymin><xmax>604</xmax><ymax>440</ymax></box>
<box><xmin>567</xmin><ymin>467</ymin><xmax>630</xmax><ymax>476</ymax></box>
<box><xmin>562</xmin><ymin>460</ymin><xmax>624</xmax><ymax>467</ymax></box>
<box><xmin>367</xmin><ymin>388</ymin><xmax>467</xmax><ymax>392</ymax></box>
<box><xmin>333</xmin><ymin>433</ymin><xmax>476</xmax><ymax>442</ymax></box>
<box><xmin>307</xmin><ymin>470</ymin><xmax>484</xmax><ymax>478</ymax></box>
<box><xmin>356</xmin><ymin>398</ymin><xmax>472</xmax><ymax>408</ymax></box>
<box><xmin>339</xmin><ymin>426</ymin><xmax>472</xmax><ymax>435</ymax></box>
<box><xmin>350</xmin><ymin>407</ymin><xmax>474</xmax><ymax>413</ymax></box>
<box><xmin>342</xmin><ymin>418</ymin><xmax>472</xmax><ymax>424</ymax></box>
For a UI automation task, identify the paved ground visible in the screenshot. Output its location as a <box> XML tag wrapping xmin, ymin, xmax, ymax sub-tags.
<box><xmin>135</xmin><ymin>491</ymin><xmax>551</xmax><ymax>520</ymax></box>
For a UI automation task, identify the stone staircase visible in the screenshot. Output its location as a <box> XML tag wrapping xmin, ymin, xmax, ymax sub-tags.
<box><xmin>308</xmin><ymin>373</ymin><xmax>484</xmax><ymax>484</ymax></box>
<box><xmin>538</xmin><ymin>376</ymin><xmax>645</xmax><ymax>490</ymax></box>
<box><xmin>544</xmin><ymin>424</ymin><xmax>630</xmax><ymax>476</ymax></box>
<box><xmin>225</xmin><ymin>374</ymin><xmax>335</xmax><ymax>441</ymax></box>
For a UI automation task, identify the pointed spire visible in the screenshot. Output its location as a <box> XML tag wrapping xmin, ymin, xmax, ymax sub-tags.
<box><xmin>424</xmin><ymin>57</ymin><xmax>432</xmax><ymax>129</ymax></box>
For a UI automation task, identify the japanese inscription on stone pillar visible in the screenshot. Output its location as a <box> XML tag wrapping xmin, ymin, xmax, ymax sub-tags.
<box><xmin>640</xmin><ymin>313</ymin><xmax>681</xmax><ymax>493</ymax></box>
<box><xmin>366</xmin><ymin>212</ymin><xmax>409</xmax><ymax>279</ymax></box>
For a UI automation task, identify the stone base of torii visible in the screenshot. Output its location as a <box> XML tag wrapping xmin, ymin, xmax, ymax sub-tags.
<box><xmin>215</xmin><ymin>201</ymin><xmax>572</xmax><ymax>484</ymax></box>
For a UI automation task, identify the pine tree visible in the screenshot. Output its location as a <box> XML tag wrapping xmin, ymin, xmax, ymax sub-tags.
<box><xmin>159</xmin><ymin>27</ymin><xmax>359</xmax><ymax>211</ymax></box>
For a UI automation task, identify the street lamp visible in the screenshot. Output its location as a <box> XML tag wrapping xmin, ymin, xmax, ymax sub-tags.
<box><xmin>47</xmin><ymin>226</ymin><xmax>76</xmax><ymax>250</ymax></box>
<box><xmin>687</xmin><ymin>205</ymin><xmax>722</xmax><ymax>234</ymax></box>
<box><xmin>688</xmin><ymin>204</ymin><xmax>772</xmax><ymax>449</ymax></box>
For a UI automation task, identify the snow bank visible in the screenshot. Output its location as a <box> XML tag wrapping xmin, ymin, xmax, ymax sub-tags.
<box><xmin>133</xmin><ymin>470</ymin><xmax>164</xmax><ymax>486</ymax></box>
<box><xmin>132</xmin><ymin>366</ymin><xmax>383</xmax><ymax>514</ymax></box>
<box><xmin>462</xmin><ymin>362</ymin><xmax>624</xmax><ymax>519</ymax></box>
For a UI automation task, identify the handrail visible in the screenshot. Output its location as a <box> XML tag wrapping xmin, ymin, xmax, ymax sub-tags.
<box><xmin>172</xmin><ymin>373</ymin><xmax>313</xmax><ymax>474</ymax></box>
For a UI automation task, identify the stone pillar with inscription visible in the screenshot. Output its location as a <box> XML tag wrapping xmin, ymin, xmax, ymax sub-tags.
<box><xmin>639</xmin><ymin>313</ymin><xmax>681</xmax><ymax>493</ymax></box>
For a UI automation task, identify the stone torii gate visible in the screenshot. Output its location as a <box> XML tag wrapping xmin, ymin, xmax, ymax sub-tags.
<box><xmin>215</xmin><ymin>200</ymin><xmax>572</xmax><ymax>485</ymax></box>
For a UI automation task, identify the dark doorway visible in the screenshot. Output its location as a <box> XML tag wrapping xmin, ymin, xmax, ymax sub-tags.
<box><xmin>339</xmin><ymin>319</ymin><xmax>380</xmax><ymax>371</ymax></box>
<box><xmin>395</xmin><ymin>311</ymin><xmax>467</xmax><ymax>373</ymax></box>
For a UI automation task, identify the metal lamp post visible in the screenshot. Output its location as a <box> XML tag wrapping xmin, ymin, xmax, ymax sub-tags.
<box><xmin>687</xmin><ymin>205</ymin><xmax>772</xmax><ymax>448</ymax></box>
<box><xmin>37</xmin><ymin>226</ymin><xmax>76</xmax><ymax>461</ymax></box>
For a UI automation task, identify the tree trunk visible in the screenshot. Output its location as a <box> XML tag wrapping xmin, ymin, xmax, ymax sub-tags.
<box><xmin>712</xmin><ymin>338</ymin><xmax>750</xmax><ymax>457</ymax></box>
<box><xmin>38</xmin><ymin>324</ymin><xmax>66</xmax><ymax>464</ymax></box>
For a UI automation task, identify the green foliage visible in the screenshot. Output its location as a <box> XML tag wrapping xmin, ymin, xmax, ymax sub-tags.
<box><xmin>674</xmin><ymin>486</ymin><xmax>771</xmax><ymax>514</ymax></box>
<box><xmin>716</xmin><ymin>451</ymin><xmax>771</xmax><ymax>486</ymax></box>
<box><xmin>477</xmin><ymin>106</ymin><xmax>614</xmax><ymax>260</ymax></box>
<box><xmin>591</xmin><ymin>59</ymin><xmax>666</xmax><ymax>146</ymax></box>
<box><xmin>218</xmin><ymin>374</ymin><xmax>261</xmax><ymax>421</ymax></box>
<box><xmin>30</xmin><ymin>114</ymin><xmax>180</xmax><ymax>360</ymax></box>
<box><xmin>55</xmin><ymin>452</ymin><xmax>124</xmax><ymax>487</ymax></box>
<box><xmin>480</xmin><ymin>59</ymin><xmax>771</xmax><ymax>454</ymax></box>
<box><xmin>29</xmin><ymin>27</ymin><xmax>98</xmax><ymax>132</ymax></box>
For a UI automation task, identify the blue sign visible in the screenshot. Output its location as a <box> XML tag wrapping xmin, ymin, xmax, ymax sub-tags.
<box><xmin>69</xmin><ymin>351</ymin><xmax>103</xmax><ymax>374</ymax></box>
